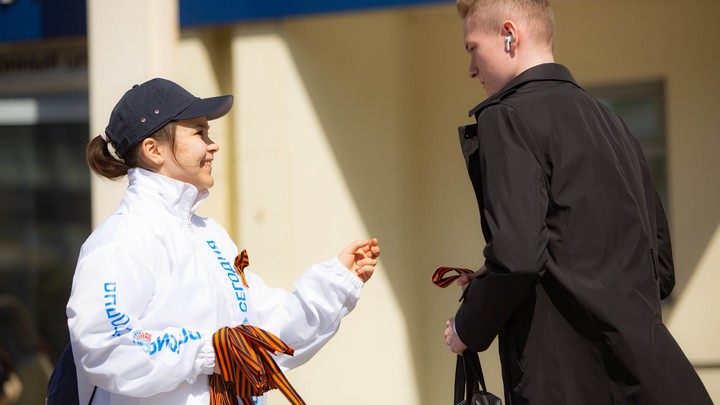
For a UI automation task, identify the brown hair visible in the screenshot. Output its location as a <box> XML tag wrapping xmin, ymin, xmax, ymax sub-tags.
<box><xmin>456</xmin><ymin>0</ymin><xmax>555</xmax><ymax>48</ymax></box>
<box><xmin>87</xmin><ymin>122</ymin><xmax>177</xmax><ymax>180</ymax></box>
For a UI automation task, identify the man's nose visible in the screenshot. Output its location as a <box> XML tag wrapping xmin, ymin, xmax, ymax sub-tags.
<box><xmin>468</xmin><ymin>62</ymin><xmax>478</xmax><ymax>78</ymax></box>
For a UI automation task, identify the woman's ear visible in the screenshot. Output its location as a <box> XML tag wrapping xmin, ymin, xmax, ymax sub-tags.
<box><xmin>140</xmin><ymin>138</ymin><xmax>164</xmax><ymax>168</ymax></box>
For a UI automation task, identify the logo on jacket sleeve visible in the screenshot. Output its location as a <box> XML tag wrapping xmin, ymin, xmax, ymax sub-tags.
<box><xmin>132</xmin><ymin>328</ymin><xmax>203</xmax><ymax>356</ymax></box>
<box><xmin>132</xmin><ymin>330</ymin><xmax>153</xmax><ymax>353</ymax></box>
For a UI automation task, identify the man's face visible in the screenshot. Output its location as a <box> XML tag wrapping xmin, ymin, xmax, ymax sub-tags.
<box><xmin>463</xmin><ymin>17</ymin><xmax>513</xmax><ymax>97</ymax></box>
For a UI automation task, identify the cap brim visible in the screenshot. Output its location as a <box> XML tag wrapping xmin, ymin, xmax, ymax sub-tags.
<box><xmin>174</xmin><ymin>95</ymin><xmax>234</xmax><ymax>121</ymax></box>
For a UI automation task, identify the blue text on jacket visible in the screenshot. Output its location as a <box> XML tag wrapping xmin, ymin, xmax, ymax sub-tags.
<box><xmin>207</xmin><ymin>240</ymin><xmax>249</xmax><ymax>324</ymax></box>
<box><xmin>103</xmin><ymin>282</ymin><xmax>132</xmax><ymax>337</ymax></box>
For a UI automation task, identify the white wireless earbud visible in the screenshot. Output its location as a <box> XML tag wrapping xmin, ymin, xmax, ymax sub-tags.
<box><xmin>505</xmin><ymin>35</ymin><xmax>513</xmax><ymax>51</ymax></box>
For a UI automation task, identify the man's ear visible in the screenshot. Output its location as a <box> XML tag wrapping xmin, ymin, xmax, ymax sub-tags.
<box><xmin>502</xmin><ymin>20</ymin><xmax>519</xmax><ymax>52</ymax></box>
<box><xmin>140</xmin><ymin>138</ymin><xmax>164</xmax><ymax>167</ymax></box>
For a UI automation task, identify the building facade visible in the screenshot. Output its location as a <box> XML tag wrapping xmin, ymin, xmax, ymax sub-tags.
<box><xmin>1</xmin><ymin>0</ymin><xmax>718</xmax><ymax>403</ymax></box>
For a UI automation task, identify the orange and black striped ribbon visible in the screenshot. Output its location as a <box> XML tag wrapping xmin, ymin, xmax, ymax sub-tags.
<box><xmin>234</xmin><ymin>250</ymin><xmax>250</xmax><ymax>288</ymax></box>
<box><xmin>210</xmin><ymin>324</ymin><xmax>305</xmax><ymax>405</ymax></box>
<box><xmin>432</xmin><ymin>266</ymin><xmax>474</xmax><ymax>288</ymax></box>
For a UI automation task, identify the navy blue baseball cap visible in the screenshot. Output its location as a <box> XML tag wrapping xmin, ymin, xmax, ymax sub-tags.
<box><xmin>105</xmin><ymin>78</ymin><xmax>233</xmax><ymax>158</ymax></box>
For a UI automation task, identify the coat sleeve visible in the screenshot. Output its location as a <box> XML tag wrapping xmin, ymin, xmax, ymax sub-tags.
<box><xmin>455</xmin><ymin>104</ymin><xmax>549</xmax><ymax>352</ymax></box>
<box><xmin>246</xmin><ymin>257</ymin><xmax>363</xmax><ymax>371</ymax></box>
<box><xmin>67</xmin><ymin>219</ymin><xmax>215</xmax><ymax>397</ymax></box>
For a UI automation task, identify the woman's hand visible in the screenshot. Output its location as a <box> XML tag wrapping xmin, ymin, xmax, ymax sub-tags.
<box><xmin>337</xmin><ymin>238</ymin><xmax>380</xmax><ymax>283</ymax></box>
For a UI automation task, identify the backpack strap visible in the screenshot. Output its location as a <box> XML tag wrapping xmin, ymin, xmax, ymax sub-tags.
<box><xmin>46</xmin><ymin>343</ymin><xmax>98</xmax><ymax>405</ymax></box>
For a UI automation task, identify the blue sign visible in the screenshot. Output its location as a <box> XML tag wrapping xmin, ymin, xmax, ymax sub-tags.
<box><xmin>179</xmin><ymin>0</ymin><xmax>452</xmax><ymax>27</ymax></box>
<box><xmin>0</xmin><ymin>0</ymin><xmax>451</xmax><ymax>43</ymax></box>
<box><xmin>0</xmin><ymin>0</ymin><xmax>87</xmax><ymax>42</ymax></box>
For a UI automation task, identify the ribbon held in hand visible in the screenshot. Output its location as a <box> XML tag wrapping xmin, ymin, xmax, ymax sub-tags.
<box><xmin>210</xmin><ymin>324</ymin><xmax>305</xmax><ymax>405</ymax></box>
<box><xmin>432</xmin><ymin>266</ymin><xmax>474</xmax><ymax>288</ymax></box>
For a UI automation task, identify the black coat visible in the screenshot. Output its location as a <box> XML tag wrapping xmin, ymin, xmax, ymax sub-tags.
<box><xmin>455</xmin><ymin>63</ymin><xmax>712</xmax><ymax>405</ymax></box>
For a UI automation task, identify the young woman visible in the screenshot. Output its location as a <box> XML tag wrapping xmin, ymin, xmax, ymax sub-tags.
<box><xmin>67</xmin><ymin>78</ymin><xmax>379</xmax><ymax>405</ymax></box>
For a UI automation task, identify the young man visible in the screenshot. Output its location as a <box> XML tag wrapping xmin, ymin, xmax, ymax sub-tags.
<box><xmin>443</xmin><ymin>1</ymin><xmax>713</xmax><ymax>403</ymax></box>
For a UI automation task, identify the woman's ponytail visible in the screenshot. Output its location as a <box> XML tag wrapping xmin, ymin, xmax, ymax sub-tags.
<box><xmin>86</xmin><ymin>135</ymin><xmax>129</xmax><ymax>179</ymax></box>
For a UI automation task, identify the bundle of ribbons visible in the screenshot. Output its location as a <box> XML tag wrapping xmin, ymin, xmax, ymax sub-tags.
<box><xmin>209</xmin><ymin>249</ymin><xmax>305</xmax><ymax>405</ymax></box>
<box><xmin>210</xmin><ymin>325</ymin><xmax>305</xmax><ymax>405</ymax></box>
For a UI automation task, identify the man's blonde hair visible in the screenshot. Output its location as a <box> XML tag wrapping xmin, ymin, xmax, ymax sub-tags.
<box><xmin>457</xmin><ymin>0</ymin><xmax>555</xmax><ymax>48</ymax></box>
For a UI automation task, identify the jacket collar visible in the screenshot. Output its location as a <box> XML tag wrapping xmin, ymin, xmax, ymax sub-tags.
<box><xmin>468</xmin><ymin>63</ymin><xmax>582</xmax><ymax>119</ymax></box>
<box><xmin>126</xmin><ymin>168</ymin><xmax>209</xmax><ymax>225</ymax></box>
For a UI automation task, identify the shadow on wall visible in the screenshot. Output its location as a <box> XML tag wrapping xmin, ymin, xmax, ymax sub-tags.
<box><xmin>278</xmin><ymin>7</ymin><xmax>489</xmax><ymax>404</ymax></box>
<box><xmin>668</xmin><ymin>218</ymin><xmax>720</xmax><ymax>362</ymax></box>
<box><xmin>281</xmin><ymin>7</ymin><xmax>424</xmax><ymax>376</ymax></box>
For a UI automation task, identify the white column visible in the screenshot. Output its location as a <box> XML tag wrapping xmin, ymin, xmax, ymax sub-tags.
<box><xmin>87</xmin><ymin>0</ymin><xmax>178</xmax><ymax>225</ymax></box>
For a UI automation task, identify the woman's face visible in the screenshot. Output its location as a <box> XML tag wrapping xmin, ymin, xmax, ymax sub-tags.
<box><xmin>156</xmin><ymin>117</ymin><xmax>219</xmax><ymax>191</ymax></box>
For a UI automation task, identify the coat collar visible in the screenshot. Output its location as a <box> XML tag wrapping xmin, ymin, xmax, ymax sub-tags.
<box><xmin>125</xmin><ymin>168</ymin><xmax>209</xmax><ymax>225</ymax></box>
<box><xmin>468</xmin><ymin>63</ymin><xmax>582</xmax><ymax>119</ymax></box>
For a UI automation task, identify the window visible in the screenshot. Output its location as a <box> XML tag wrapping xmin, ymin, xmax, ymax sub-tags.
<box><xmin>0</xmin><ymin>91</ymin><xmax>90</xmax><ymax>401</ymax></box>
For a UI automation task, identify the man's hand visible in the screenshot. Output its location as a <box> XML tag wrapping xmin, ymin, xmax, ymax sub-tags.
<box><xmin>457</xmin><ymin>266</ymin><xmax>487</xmax><ymax>291</ymax></box>
<box><xmin>444</xmin><ymin>317</ymin><xmax>468</xmax><ymax>354</ymax></box>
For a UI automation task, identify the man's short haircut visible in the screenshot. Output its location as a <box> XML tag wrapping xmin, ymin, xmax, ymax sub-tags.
<box><xmin>456</xmin><ymin>0</ymin><xmax>555</xmax><ymax>49</ymax></box>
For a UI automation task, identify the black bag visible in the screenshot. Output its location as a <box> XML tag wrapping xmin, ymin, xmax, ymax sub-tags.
<box><xmin>46</xmin><ymin>343</ymin><xmax>96</xmax><ymax>405</ymax></box>
<box><xmin>454</xmin><ymin>350</ymin><xmax>502</xmax><ymax>405</ymax></box>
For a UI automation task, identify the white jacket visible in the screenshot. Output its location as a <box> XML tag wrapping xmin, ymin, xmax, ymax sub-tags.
<box><xmin>67</xmin><ymin>168</ymin><xmax>363</xmax><ymax>405</ymax></box>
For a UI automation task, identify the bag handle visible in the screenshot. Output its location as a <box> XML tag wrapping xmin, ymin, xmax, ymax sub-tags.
<box><xmin>454</xmin><ymin>350</ymin><xmax>497</xmax><ymax>405</ymax></box>
<box><xmin>464</xmin><ymin>350</ymin><xmax>489</xmax><ymax>394</ymax></box>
